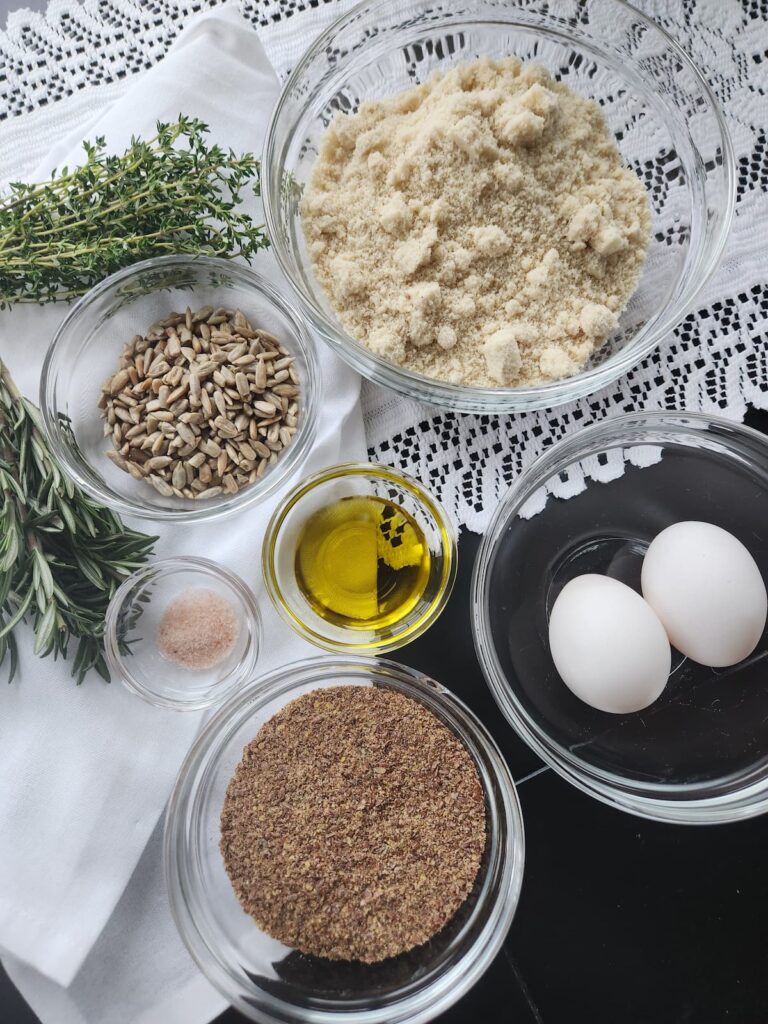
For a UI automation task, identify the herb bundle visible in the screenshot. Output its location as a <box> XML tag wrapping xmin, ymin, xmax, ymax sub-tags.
<box><xmin>0</xmin><ymin>361</ymin><xmax>156</xmax><ymax>682</ymax></box>
<box><xmin>0</xmin><ymin>116</ymin><xmax>269</xmax><ymax>308</ymax></box>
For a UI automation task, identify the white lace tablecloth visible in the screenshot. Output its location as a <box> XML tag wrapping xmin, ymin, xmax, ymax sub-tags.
<box><xmin>1</xmin><ymin>0</ymin><xmax>767</xmax><ymax>533</ymax></box>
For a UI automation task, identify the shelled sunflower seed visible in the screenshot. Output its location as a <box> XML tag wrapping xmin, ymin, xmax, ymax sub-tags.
<box><xmin>98</xmin><ymin>306</ymin><xmax>300</xmax><ymax>500</ymax></box>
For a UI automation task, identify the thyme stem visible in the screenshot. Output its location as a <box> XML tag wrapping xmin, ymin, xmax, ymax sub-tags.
<box><xmin>0</xmin><ymin>115</ymin><xmax>269</xmax><ymax>307</ymax></box>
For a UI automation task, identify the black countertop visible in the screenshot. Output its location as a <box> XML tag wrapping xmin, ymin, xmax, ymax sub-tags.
<box><xmin>4</xmin><ymin>408</ymin><xmax>768</xmax><ymax>1024</ymax></box>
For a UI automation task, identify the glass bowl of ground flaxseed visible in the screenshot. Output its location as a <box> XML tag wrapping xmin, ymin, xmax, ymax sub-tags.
<box><xmin>164</xmin><ymin>655</ymin><xmax>524</xmax><ymax>1024</ymax></box>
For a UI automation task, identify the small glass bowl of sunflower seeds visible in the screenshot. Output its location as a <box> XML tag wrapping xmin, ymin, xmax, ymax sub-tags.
<box><xmin>40</xmin><ymin>255</ymin><xmax>319</xmax><ymax>523</ymax></box>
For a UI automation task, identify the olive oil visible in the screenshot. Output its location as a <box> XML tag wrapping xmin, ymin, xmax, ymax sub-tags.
<box><xmin>295</xmin><ymin>495</ymin><xmax>431</xmax><ymax>630</ymax></box>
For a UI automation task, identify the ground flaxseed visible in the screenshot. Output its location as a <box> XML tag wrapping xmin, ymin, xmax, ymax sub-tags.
<box><xmin>219</xmin><ymin>685</ymin><xmax>486</xmax><ymax>963</ymax></box>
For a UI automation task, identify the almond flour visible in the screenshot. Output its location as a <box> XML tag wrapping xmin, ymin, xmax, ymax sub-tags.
<box><xmin>302</xmin><ymin>56</ymin><xmax>651</xmax><ymax>388</ymax></box>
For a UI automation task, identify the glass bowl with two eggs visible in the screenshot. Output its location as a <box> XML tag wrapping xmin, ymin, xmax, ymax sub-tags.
<box><xmin>473</xmin><ymin>412</ymin><xmax>768</xmax><ymax>824</ymax></box>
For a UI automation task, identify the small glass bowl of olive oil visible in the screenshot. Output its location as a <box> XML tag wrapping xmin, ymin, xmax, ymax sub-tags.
<box><xmin>262</xmin><ymin>463</ymin><xmax>457</xmax><ymax>652</ymax></box>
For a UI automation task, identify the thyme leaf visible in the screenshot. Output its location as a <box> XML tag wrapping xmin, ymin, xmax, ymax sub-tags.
<box><xmin>0</xmin><ymin>115</ymin><xmax>269</xmax><ymax>308</ymax></box>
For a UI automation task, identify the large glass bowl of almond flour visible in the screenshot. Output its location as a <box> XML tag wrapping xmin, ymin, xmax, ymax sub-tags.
<box><xmin>262</xmin><ymin>0</ymin><xmax>734</xmax><ymax>414</ymax></box>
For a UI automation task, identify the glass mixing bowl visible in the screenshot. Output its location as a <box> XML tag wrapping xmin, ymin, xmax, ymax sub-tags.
<box><xmin>165</xmin><ymin>656</ymin><xmax>524</xmax><ymax>1024</ymax></box>
<box><xmin>472</xmin><ymin>412</ymin><xmax>768</xmax><ymax>824</ymax></box>
<box><xmin>40</xmin><ymin>256</ymin><xmax>318</xmax><ymax>523</ymax></box>
<box><xmin>262</xmin><ymin>0</ymin><xmax>734</xmax><ymax>415</ymax></box>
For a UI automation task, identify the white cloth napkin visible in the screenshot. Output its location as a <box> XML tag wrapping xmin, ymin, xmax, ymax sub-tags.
<box><xmin>0</xmin><ymin>5</ymin><xmax>364</xmax><ymax>1021</ymax></box>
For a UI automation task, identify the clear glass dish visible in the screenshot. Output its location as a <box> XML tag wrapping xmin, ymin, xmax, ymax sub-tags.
<box><xmin>472</xmin><ymin>411</ymin><xmax>768</xmax><ymax>823</ymax></box>
<box><xmin>164</xmin><ymin>655</ymin><xmax>524</xmax><ymax>1024</ymax></box>
<box><xmin>40</xmin><ymin>255</ymin><xmax>318</xmax><ymax>523</ymax></box>
<box><xmin>262</xmin><ymin>463</ymin><xmax>457</xmax><ymax>653</ymax></box>
<box><xmin>104</xmin><ymin>557</ymin><xmax>261</xmax><ymax>710</ymax></box>
<box><xmin>262</xmin><ymin>0</ymin><xmax>734</xmax><ymax>415</ymax></box>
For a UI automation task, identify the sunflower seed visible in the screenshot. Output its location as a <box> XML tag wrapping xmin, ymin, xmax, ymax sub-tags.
<box><xmin>146</xmin><ymin>455</ymin><xmax>173</xmax><ymax>471</ymax></box>
<box><xmin>172</xmin><ymin>463</ymin><xmax>187</xmax><ymax>490</ymax></box>
<box><xmin>105</xmin><ymin>449</ymin><xmax>128</xmax><ymax>470</ymax></box>
<box><xmin>101</xmin><ymin>307</ymin><xmax>301</xmax><ymax>500</ymax></box>
<box><xmin>235</xmin><ymin>372</ymin><xmax>250</xmax><ymax>399</ymax></box>
<box><xmin>213</xmin><ymin>390</ymin><xmax>228</xmax><ymax>417</ymax></box>
<box><xmin>148</xmin><ymin>475</ymin><xmax>174</xmax><ymax>497</ymax></box>
<box><xmin>214</xmin><ymin>416</ymin><xmax>239</xmax><ymax>438</ymax></box>
<box><xmin>201</xmin><ymin>438</ymin><xmax>221</xmax><ymax>457</ymax></box>
<box><xmin>176</xmin><ymin>422</ymin><xmax>197</xmax><ymax>445</ymax></box>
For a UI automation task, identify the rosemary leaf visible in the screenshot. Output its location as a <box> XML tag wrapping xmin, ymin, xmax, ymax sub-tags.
<box><xmin>0</xmin><ymin>360</ymin><xmax>156</xmax><ymax>683</ymax></box>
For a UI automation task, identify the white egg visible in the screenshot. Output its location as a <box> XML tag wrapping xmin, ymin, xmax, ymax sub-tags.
<box><xmin>641</xmin><ymin>521</ymin><xmax>767</xmax><ymax>668</ymax></box>
<box><xmin>549</xmin><ymin>574</ymin><xmax>671</xmax><ymax>714</ymax></box>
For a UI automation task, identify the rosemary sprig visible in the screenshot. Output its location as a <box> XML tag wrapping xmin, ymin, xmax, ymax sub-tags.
<box><xmin>0</xmin><ymin>361</ymin><xmax>156</xmax><ymax>683</ymax></box>
<box><xmin>0</xmin><ymin>115</ymin><xmax>269</xmax><ymax>308</ymax></box>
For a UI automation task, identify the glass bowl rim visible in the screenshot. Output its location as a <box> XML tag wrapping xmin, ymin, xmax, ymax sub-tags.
<box><xmin>163</xmin><ymin>653</ymin><xmax>525</xmax><ymax>1024</ymax></box>
<box><xmin>39</xmin><ymin>254</ymin><xmax>320</xmax><ymax>524</ymax></box>
<box><xmin>262</xmin><ymin>461</ymin><xmax>458</xmax><ymax>652</ymax></box>
<box><xmin>471</xmin><ymin>409</ymin><xmax>768</xmax><ymax>823</ymax></box>
<box><xmin>104</xmin><ymin>555</ymin><xmax>262</xmax><ymax>711</ymax></box>
<box><xmin>262</xmin><ymin>0</ymin><xmax>735</xmax><ymax>415</ymax></box>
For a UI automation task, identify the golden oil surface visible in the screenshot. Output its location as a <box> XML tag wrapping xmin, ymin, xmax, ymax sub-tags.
<box><xmin>295</xmin><ymin>495</ymin><xmax>431</xmax><ymax>630</ymax></box>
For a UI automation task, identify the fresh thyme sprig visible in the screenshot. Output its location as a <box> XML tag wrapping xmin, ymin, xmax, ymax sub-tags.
<box><xmin>0</xmin><ymin>361</ymin><xmax>156</xmax><ymax>682</ymax></box>
<box><xmin>0</xmin><ymin>115</ymin><xmax>269</xmax><ymax>308</ymax></box>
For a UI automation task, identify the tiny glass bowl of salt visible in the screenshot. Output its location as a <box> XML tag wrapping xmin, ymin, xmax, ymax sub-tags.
<box><xmin>104</xmin><ymin>557</ymin><xmax>261</xmax><ymax>711</ymax></box>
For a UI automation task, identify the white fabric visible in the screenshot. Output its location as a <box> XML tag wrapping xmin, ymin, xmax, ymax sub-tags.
<box><xmin>0</xmin><ymin>5</ymin><xmax>364</xmax><ymax>1021</ymax></box>
<box><xmin>4</xmin><ymin>821</ymin><xmax>229</xmax><ymax>1024</ymax></box>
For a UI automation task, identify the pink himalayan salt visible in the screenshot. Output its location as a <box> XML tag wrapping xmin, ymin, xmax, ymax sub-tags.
<box><xmin>156</xmin><ymin>588</ymin><xmax>240</xmax><ymax>670</ymax></box>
